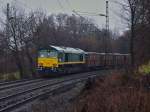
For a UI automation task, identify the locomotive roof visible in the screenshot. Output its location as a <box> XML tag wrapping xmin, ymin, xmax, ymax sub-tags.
<box><xmin>50</xmin><ymin>45</ymin><xmax>85</xmax><ymax>54</ymax></box>
<box><xmin>86</xmin><ymin>52</ymin><xmax>130</xmax><ymax>55</ymax></box>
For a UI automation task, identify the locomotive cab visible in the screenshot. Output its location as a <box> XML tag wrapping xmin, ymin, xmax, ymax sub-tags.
<box><xmin>37</xmin><ymin>45</ymin><xmax>86</xmax><ymax>75</ymax></box>
<box><xmin>38</xmin><ymin>49</ymin><xmax>59</xmax><ymax>69</ymax></box>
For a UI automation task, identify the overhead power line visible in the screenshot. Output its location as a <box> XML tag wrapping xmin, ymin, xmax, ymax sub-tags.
<box><xmin>57</xmin><ymin>0</ymin><xmax>65</xmax><ymax>12</ymax></box>
<box><xmin>74</xmin><ymin>10</ymin><xmax>100</xmax><ymax>15</ymax></box>
<box><xmin>65</xmin><ymin>0</ymin><xmax>73</xmax><ymax>10</ymax></box>
<box><xmin>72</xmin><ymin>10</ymin><xmax>84</xmax><ymax>18</ymax></box>
<box><xmin>110</xmin><ymin>0</ymin><xmax>129</xmax><ymax>7</ymax></box>
<box><xmin>73</xmin><ymin>10</ymin><xmax>106</xmax><ymax>17</ymax></box>
<box><xmin>64</xmin><ymin>0</ymin><xmax>99</xmax><ymax>16</ymax></box>
<box><xmin>64</xmin><ymin>0</ymin><xmax>82</xmax><ymax>17</ymax></box>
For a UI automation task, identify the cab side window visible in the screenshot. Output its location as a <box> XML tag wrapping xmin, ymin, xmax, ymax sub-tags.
<box><xmin>65</xmin><ymin>53</ymin><xmax>69</xmax><ymax>62</ymax></box>
<box><xmin>58</xmin><ymin>52</ymin><xmax>64</xmax><ymax>62</ymax></box>
<box><xmin>80</xmin><ymin>54</ymin><xmax>83</xmax><ymax>61</ymax></box>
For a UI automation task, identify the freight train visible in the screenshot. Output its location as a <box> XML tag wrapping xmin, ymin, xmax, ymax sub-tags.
<box><xmin>37</xmin><ymin>45</ymin><xmax>130</xmax><ymax>76</ymax></box>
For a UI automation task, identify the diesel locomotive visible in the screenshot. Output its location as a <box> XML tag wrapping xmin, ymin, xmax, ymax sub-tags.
<box><xmin>37</xmin><ymin>45</ymin><xmax>130</xmax><ymax>76</ymax></box>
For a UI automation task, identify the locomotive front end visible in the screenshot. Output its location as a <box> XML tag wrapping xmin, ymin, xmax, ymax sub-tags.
<box><xmin>37</xmin><ymin>45</ymin><xmax>86</xmax><ymax>76</ymax></box>
<box><xmin>37</xmin><ymin>49</ymin><xmax>59</xmax><ymax>74</ymax></box>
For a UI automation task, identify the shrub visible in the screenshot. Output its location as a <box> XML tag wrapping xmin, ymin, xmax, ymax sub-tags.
<box><xmin>139</xmin><ymin>61</ymin><xmax>150</xmax><ymax>75</ymax></box>
<box><xmin>73</xmin><ymin>72</ymin><xmax>150</xmax><ymax>112</ymax></box>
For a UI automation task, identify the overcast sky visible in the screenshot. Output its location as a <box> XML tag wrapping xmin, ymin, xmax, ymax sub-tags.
<box><xmin>0</xmin><ymin>0</ymin><xmax>127</xmax><ymax>34</ymax></box>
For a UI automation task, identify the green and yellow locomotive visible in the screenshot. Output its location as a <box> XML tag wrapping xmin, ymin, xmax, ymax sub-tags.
<box><xmin>37</xmin><ymin>45</ymin><xmax>86</xmax><ymax>75</ymax></box>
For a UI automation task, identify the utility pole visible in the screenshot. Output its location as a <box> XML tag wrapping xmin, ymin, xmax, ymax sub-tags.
<box><xmin>6</xmin><ymin>3</ymin><xmax>10</xmax><ymax>35</ymax></box>
<box><xmin>7</xmin><ymin>3</ymin><xmax>10</xmax><ymax>21</ymax></box>
<box><xmin>105</xmin><ymin>1</ymin><xmax>109</xmax><ymax>53</ymax></box>
<box><xmin>106</xmin><ymin>1</ymin><xmax>109</xmax><ymax>39</ymax></box>
<box><xmin>5</xmin><ymin>3</ymin><xmax>10</xmax><ymax>75</ymax></box>
<box><xmin>104</xmin><ymin>1</ymin><xmax>110</xmax><ymax>66</ymax></box>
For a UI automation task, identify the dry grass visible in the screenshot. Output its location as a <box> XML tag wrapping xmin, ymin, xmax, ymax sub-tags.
<box><xmin>73</xmin><ymin>71</ymin><xmax>150</xmax><ymax>112</ymax></box>
<box><xmin>0</xmin><ymin>72</ymin><xmax>20</xmax><ymax>81</ymax></box>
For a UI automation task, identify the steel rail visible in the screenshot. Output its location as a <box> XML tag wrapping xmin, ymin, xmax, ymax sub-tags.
<box><xmin>0</xmin><ymin>72</ymin><xmax>98</xmax><ymax>112</ymax></box>
<box><xmin>0</xmin><ymin>78</ymin><xmax>39</xmax><ymax>87</ymax></box>
<box><xmin>0</xmin><ymin>79</ymin><xmax>45</xmax><ymax>91</ymax></box>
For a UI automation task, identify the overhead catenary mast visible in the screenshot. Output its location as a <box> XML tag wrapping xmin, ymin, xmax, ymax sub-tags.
<box><xmin>5</xmin><ymin>3</ymin><xmax>10</xmax><ymax>74</ymax></box>
<box><xmin>106</xmin><ymin>1</ymin><xmax>109</xmax><ymax>38</ymax></box>
<box><xmin>105</xmin><ymin>1</ymin><xmax>110</xmax><ymax>53</ymax></box>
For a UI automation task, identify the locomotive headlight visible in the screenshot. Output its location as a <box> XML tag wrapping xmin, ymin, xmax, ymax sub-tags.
<box><xmin>38</xmin><ymin>63</ymin><xmax>43</xmax><ymax>67</ymax></box>
<box><xmin>53</xmin><ymin>64</ymin><xmax>57</xmax><ymax>67</ymax></box>
<box><xmin>59</xmin><ymin>58</ymin><xmax>62</xmax><ymax>62</ymax></box>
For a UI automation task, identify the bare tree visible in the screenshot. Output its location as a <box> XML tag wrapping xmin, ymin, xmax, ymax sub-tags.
<box><xmin>20</xmin><ymin>14</ymin><xmax>38</xmax><ymax>77</ymax></box>
<box><xmin>2</xmin><ymin>4</ymin><xmax>38</xmax><ymax>78</ymax></box>
<box><xmin>4</xmin><ymin>4</ymin><xmax>25</xmax><ymax>77</ymax></box>
<box><xmin>118</xmin><ymin>0</ymin><xmax>142</xmax><ymax>68</ymax></box>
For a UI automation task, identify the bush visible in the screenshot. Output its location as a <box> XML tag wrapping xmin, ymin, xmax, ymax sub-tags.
<box><xmin>73</xmin><ymin>72</ymin><xmax>150</xmax><ymax>112</ymax></box>
<box><xmin>139</xmin><ymin>61</ymin><xmax>150</xmax><ymax>75</ymax></box>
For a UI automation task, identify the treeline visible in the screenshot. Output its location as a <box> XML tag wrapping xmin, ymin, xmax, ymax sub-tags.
<box><xmin>0</xmin><ymin>4</ymin><xmax>129</xmax><ymax>78</ymax></box>
<box><xmin>134</xmin><ymin>0</ymin><xmax>150</xmax><ymax>65</ymax></box>
<box><xmin>120</xmin><ymin>0</ymin><xmax>150</xmax><ymax>67</ymax></box>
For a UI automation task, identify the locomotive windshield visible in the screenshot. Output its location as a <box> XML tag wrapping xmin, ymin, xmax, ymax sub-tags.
<box><xmin>38</xmin><ymin>50</ymin><xmax>58</xmax><ymax>58</ymax></box>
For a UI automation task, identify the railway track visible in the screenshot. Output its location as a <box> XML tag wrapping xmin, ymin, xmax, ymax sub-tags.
<box><xmin>0</xmin><ymin>79</ymin><xmax>44</xmax><ymax>91</ymax></box>
<box><xmin>0</xmin><ymin>78</ymin><xmax>40</xmax><ymax>87</ymax></box>
<box><xmin>0</xmin><ymin>71</ymin><xmax>101</xmax><ymax>112</ymax></box>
